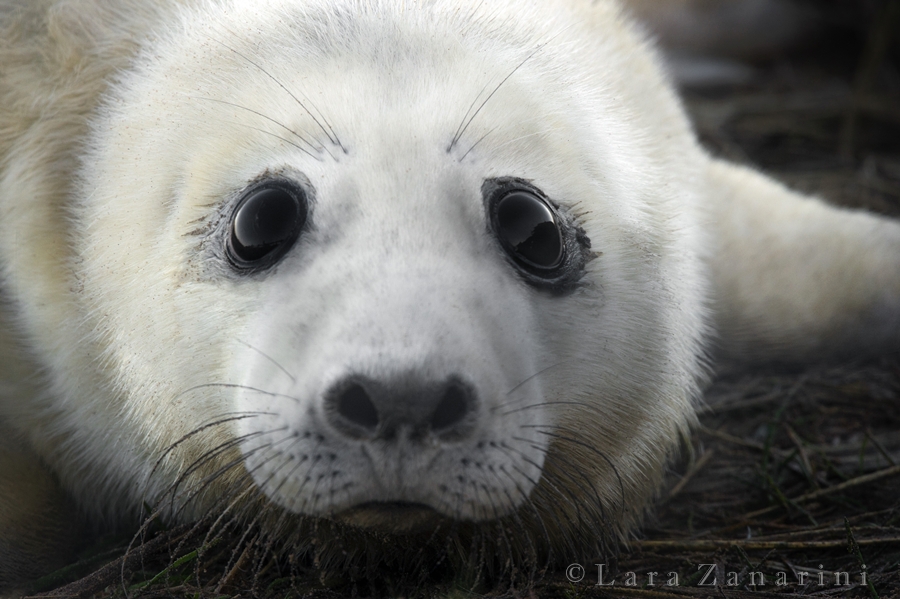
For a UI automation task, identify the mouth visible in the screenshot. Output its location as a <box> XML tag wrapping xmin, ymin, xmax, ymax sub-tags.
<box><xmin>334</xmin><ymin>502</ymin><xmax>445</xmax><ymax>534</ymax></box>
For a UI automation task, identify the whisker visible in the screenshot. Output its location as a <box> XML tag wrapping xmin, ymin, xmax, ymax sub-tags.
<box><xmin>208</xmin><ymin>37</ymin><xmax>345</xmax><ymax>154</ymax></box>
<box><xmin>545</xmin><ymin>449</ymin><xmax>612</xmax><ymax>538</ymax></box>
<box><xmin>470</xmin><ymin>477</ymin><xmax>495</xmax><ymax>523</ymax></box>
<box><xmin>449</xmin><ymin>81</ymin><xmax>490</xmax><ymax>151</ymax></box>
<box><xmin>449</xmin><ymin>42</ymin><xmax>548</xmax><ymax>151</ymax></box>
<box><xmin>500</xmin><ymin>442</ymin><xmax>585</xmax><ymax>557</ymax></box>
<box><xmin>489</xmin><ymin>126</ymin><xmax>567</xmax><ymax>152</ymax></box>
<box><xmin>503</xmin><ymin>464</ymin><xmax>564</xmax><ymax>566</ymax></box>
<box><xmin>197</xmin><ymin>470</ymin><xmax>267</xmax><ymax>537</ymax></box>
<box><xmin>164</xmin><ymin>429</ymin><xmax>277</xmax><ymax>515</ymax></box>
<box><xmin>175</xmin><ymin>382</ymin><xmax>302</xmax><ymax>404</ymax></box>
<box><xmin>168</xmin><ymin>428</ymin><xmax>295</xmax><ymax>520</ymax></box>
<box><xmin>284</xmin><ymin>436</ymin><xmax>328</xmax><ymax>513</ymax></box>
<box><xmin>493</xmin><ymin>467</ymin><xmax>543</xmax><ymax>574</ymax></box>
<box><xmin>218</xmin><ymin>442</ymin><xmax>305</xmax><ymax>527</ymax></box>
<box><xmin>193</xmin><ymin>97</ymin><xmax>324</xmax><ymax>158</ymax></box>
<box><xmin>524</xmin><ymin>426</ymin><xmax>626</xmax><ymax>519</ymax></box>
<box><xmin>458</xmin><ymin>126</ymin><xmax>496</xmax><ymax>161</ymax></box>
<box><xmin>203</xmin><ymin>482</ymin><xmax>259</xmax><ymax>540</ymax></box>
<box><xmin>490</xmin><ymin>360</ymin><xmax>569</xmax><ymax>412</ymax></box>
<box><xmin>150</xmin><ymin>412</ymin><xmax>269</xmax><ymax>481</ymax></box>
<box><xmin>259</xmin><ymin>443</ymin><xmax>320</xmax><ymax>513</ymax></box>
<box><xmin>511</xmin><ymin>436</ymin><xmax>600</xmax><ymax>514</ymax></box>
<box><xmin>239</xmin><ymin>125</ymin><xmax>323</xmax><ymax>159</ymax></box>
<box><xmin>496</xmin><ymin>400</ymin><xmax>593</xmax><ymax>417</ymax></box>
<box><xmin>235</xmin><ymin>339</ymin><xmax>297</xmax><ymax>384</ymax></box>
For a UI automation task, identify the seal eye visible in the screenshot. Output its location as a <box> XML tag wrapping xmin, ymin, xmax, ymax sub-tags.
<box><xmin>493</xmin><ymin>190</ymin><xmax>563</xmax><ymax>270</ymax></box>
<box><xmin>228</xmin><ymin>184</ymin><xmax>306</xmax><ymax>270</ymax></box>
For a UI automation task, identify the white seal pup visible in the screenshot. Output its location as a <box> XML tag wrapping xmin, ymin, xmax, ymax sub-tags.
<box><xmin>1</xmin><ymin>0</ymin><xmax>899</xmax><ymax>586</ymax></box>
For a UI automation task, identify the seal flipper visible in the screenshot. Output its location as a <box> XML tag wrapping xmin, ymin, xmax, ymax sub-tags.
<box><xmin>705</xmin><ymin>158</ymin><xmax>900</xmax><ymax>364</ymax></box>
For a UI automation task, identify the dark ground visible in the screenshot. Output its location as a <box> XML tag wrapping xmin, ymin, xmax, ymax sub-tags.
<box><xmin>21</xmin><ymin>1</ymin><xmax>900</xmax><ymax>597</ymax></box>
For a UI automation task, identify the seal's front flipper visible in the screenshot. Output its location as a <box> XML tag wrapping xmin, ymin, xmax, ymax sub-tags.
<box><xmin>704</xmin><ymin>158</ymin><xmax>900</xmax><ymax>365</ymax></box>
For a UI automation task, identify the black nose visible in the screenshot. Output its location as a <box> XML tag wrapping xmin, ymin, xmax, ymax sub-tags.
<box><xmin>325</xmin><ymin>375</ymin><xmax>477</xmax><ymax>441</ymax></box>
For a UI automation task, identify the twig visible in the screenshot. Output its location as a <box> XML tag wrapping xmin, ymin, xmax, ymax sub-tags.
<box><xmin>28</xmin><ymin>525</ymin><xmax>195</xmax><ymax>599</ymax></box>
<box><xmin>846</xmin><ymin>518</ymin><xmax>880</xmax><ymax>599</ymax></box>
<box><xmin>741</xmin><ymin>464</ymin><xmax>900</xmax><ymax>520</ymax></box>
<box><xmin>634</xmin><ymin>536</ymin><xmax>900</xmax><ymax>552</ymax></box>
<box><xmin>669</xmin><ymin>450</ymin><xmax>715</xmax><ymax>499</ymax></box>
<box><xmin>785</xmin><ymin>425</ymin><xmax>818</xmax><ymax>489</ymax></box>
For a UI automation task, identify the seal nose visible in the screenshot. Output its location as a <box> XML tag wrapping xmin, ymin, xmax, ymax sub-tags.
<box><xmin>325</xmin><ymin>375</ymin><xmax>477</xmax><ymax>441</ymax></box>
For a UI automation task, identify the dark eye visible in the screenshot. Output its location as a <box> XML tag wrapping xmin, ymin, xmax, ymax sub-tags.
<box><xmin>227</xmin><ymin>184</ymin><xmax>306</xmax><ymax>271</ymax></box>
<box><xmin>492</xmin><ymin>190</ymin><xmax>563</xmax><ymax>271</ymax></box>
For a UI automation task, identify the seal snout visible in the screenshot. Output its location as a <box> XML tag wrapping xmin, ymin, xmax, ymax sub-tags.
<box><xmin>325</xmin><ymin>374</ymin><xmax>478</xmax><ymax>442</ymax></box>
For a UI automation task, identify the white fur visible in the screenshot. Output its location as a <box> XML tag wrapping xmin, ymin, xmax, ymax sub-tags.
<box><xmin>0</xmin><ymin>0</ymin><xmax>897</xmax><ymax>583</ymax></box>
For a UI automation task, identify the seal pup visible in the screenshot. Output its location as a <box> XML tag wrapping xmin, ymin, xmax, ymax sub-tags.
<box><xmin>1</xmin><ymin>0</ymin><xmax>899</xmax><ymax>586</ymax></box>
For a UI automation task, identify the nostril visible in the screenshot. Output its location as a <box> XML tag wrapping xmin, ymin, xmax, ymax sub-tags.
<box><xmin>430</xmin><ymin>383</ymin><xmax>471</xmax><ymax>432</ymax></box>
<box><xmin>327</xmin><ymin>374</ymin><xmax>477</xmax><ymax>441</ymax></box>
<box><xmin>337</xmin><ymin>383</ymin><xmax>379</xmax><ymax>431</ymax></box>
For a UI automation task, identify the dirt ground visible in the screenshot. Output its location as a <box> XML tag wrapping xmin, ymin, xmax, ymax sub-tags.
<box><xmin>21</xmin><ymin>1</ymin><xmax>900</xmax><ymax>598</ymax></box>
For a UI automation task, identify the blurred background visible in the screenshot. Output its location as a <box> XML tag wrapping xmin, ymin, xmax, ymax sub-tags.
<box><xmin>629</xmin><ymin>0</ymin><xmax>900</xmax><ymax>216</ymax></box>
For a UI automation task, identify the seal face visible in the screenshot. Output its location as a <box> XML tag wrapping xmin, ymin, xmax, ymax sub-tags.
<box><xmin>2</xmin><ymin>0</ymin><xmax>709</xmax><ymax>563</ymax></box>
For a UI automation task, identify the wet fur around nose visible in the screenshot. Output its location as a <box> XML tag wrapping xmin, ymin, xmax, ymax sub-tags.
<box><xmin>1</xmin><ymin>0</ymin><xmax>900</xmax><ymax>588</ymax></box>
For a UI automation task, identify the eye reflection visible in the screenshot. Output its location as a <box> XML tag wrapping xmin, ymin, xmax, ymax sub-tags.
<box><xmin>494</xmin><ymin>191</ymin><xmax>563</xmax><ymax>270</ymax></box>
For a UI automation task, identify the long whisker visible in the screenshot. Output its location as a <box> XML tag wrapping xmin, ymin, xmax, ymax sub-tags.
<box><xmin>193</xmin><ymin>97</ymin><xmax>324</xmax><ymax>159</ymax></box>
<box><xmin>284</xmin><ymin>436</ymin><xmax>328</xmax><ymax>513</ymax></box>
<box><xmin>175</xmin><ymin>382</ymin><xmax>302</xmax><ymax>404</ymax></box>
<box><xmin>525</xmin><ymin>425</ymin><xmax>626</xmax><ymax>519</ymax></box>
<box><xmin>505</xmin><ymin>360</ymin><xmax>567</xmax><ymax>397</ymax></box>
<box><xmin>208</xmin><ymin>37</ymin><xmax>345</xmax><ymax>154</ymax></box>
<box><xmin>235</xmin><ymin>339</ymin><xmax>297</xmax><ymax>384</ymax></box>
<box><xmin>503</xmin><ymin>462</ymin><xmax>564</xmax><ymax>564</ymax></box>
<box><xmin>449</xmin><ymin>78</ymin><xmax>490</xmax><ymax>152</ymax></box>
<box><xmin>502</xmin><ymin>441</ymin><xmax>586</xmax><ymax>556</ymax></box>
<box><xmin>150</xmin><ymin>412</ymin><xmax>269</xmax><ymax>481</ymax></box>
<box><xmin>489</xmin><ymin>126</ymin><xmax>567</xmax><ymax>152</ymax></box>
<box><xmin>164</xmin><ymin>428</ymin><xmax>283</xmax><ymax>515</ymax></box>
<box><xmin>165</xmin><ymin>427</ymin><xmax>290</xmax><ymax>515</ymax></box>
<box><xmin>449</xmin><ymin>42</ymin><xmax>548</xmax><ymax>151</ymax></box>
<box><xmin>498</xmin><ymin>400</ymin><xmax>594</xmax><ymax>417</ymax></box>
<box><xmin>493</xmin><ymin>465</ymin><xmax>546</xmax><ymax>573</ymax></box>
